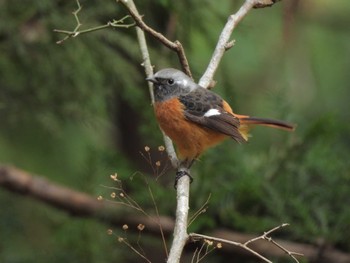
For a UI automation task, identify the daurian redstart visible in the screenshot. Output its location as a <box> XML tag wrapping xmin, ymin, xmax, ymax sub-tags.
<box><xmin>147</xmin><ymin>68</ymin><xmax>295</xmax><ymax>172</ymax></box>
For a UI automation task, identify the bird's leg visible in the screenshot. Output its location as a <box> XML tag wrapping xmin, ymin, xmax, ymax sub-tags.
<box><xmin>186</xmin><ymin>158</ymin><xmax>196</xmax><ymax>169</ymax></box>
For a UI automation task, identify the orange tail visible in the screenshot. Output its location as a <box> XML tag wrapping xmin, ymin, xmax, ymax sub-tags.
<box><xmin>236</xmin><ymin>116</ymin><xmax>296</xmax><ymax>141</ymax></box>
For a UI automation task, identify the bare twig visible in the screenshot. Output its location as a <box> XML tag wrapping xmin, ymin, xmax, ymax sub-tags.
<box><xmin>117</xmin><ymin>0</ymin><xmax>192</xmax><ymax>78</ymax></box>
<box><xmin>147</xmin><ymin>183</ymin><xmax>169</xmax><ymax>257</ymax></box>
<box><xmin>54</xmin><ymin>0</ymin><xmax>135</xmax><ymax>44</ymax></box>
<box><xmin>191</xmin><ymin>240</ymin><xmax>216</xmax><ymax>263</ymax></box>
<box><xmin>190</xmin><ymin>232</ymin><xmax>272</xmax><ymax>263</ymax></box>
<box><xmin>244</xmin><ymin>224</ymin><xmax>304</xmax><ymax>262</ymax></box>
<box><xmin>105</xmin><ymin>173</ymin><xmax>171</xmax><ymax>258</ymax></box>
<box><xmin>139</xmin><ymin>146</ymin><xmax>170</xmax><ymax>179</ymax></box>
<box><xmin>190</xmin><ymin>224</ymin><xmax>303</xmax><ymax>263</ymax></box>
<box><xmin>118</xmin><ymin>237</ymin><xmax>152</xmax><ymax>263</ymax></box>
<box><xmin>188</xmin><ymin>193</ymin><xmax>211</xmax><ymax>227</ymax></box>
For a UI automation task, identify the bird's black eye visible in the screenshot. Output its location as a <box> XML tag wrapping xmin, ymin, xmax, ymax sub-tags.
<box><xmin>167</xmin><ymin>78</ymin><xmax>175</xmax><ymax>85</ymax></box>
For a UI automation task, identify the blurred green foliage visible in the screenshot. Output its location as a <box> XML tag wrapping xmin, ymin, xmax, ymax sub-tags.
<box><xmin>0</xmin><ymin>0</ymin><xmax>350</xmax><ymax>262</ymax></box>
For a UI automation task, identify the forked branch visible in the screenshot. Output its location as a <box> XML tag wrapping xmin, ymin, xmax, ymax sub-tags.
<box><xmin>54</xmin><ymin>0</ymin><xmax>135</xmax><ymax>44</ymax></box>
<box><xmin>199</xmin><ymin>0</ymin><xmax>282</xmax><ymax>89</ymax></box>
<box><xmin>190</xmin><ymin>224</ymin><xmax>303</xmax><ymax>263</ymax></box>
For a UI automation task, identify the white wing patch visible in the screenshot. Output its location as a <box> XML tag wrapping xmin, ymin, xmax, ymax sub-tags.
<box><xmin>204</xmin><ymin>108</ymin><xmax>221</xmax><ymax>117</ymax></box>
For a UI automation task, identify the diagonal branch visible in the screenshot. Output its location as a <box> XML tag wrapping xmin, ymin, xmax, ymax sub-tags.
<box><xmin>0</xmin><ymin>164</ymin><xmax>174</xmax><ymax>231</ymax></box>
<box><xmin>199</xmin><ymin>0</ymin><xmax>257</xmax><ymax>88</ymax></box>
<box><xmin>117</xmin><ymin>0</ymin><xmax>192</xmax><ymax>78</ymax></box>
<box><xmin>198</xmin><ymin>0</ymin><xmax>283</xmax><ymax>89</ymax></box>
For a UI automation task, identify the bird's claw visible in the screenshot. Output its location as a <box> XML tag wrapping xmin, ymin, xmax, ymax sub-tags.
<box><xmin>174</xmin><ymin>170</ymin><xmax>193</xmax><ymax>189</ymax></box>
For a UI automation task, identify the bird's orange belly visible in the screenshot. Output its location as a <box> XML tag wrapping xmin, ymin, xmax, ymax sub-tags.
<box><xmin>154</xmin><ymin>98</ymin><xmax>227</xmax><ymax>160</ymax></box>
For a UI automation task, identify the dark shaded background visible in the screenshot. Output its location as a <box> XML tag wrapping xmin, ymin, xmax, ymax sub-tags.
<box><xmin>0</xmin><ymin>0</ymin><xmax>349</xmax><ymax>262</ymax></box>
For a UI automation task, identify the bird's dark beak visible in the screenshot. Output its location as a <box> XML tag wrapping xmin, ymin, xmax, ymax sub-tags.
<box><xmin>146</xmin><ymin>75</ymin><xmax>157</xmax><ymax>84</ymax></box>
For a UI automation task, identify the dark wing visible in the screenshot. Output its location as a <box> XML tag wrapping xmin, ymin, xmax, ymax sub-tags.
<box><xmin>179</xmin><ymin>88</ymin><xmax>245</xmax><ymax>143</ymax></box>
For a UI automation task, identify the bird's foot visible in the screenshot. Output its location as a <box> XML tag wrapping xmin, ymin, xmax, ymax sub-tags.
<box><xmin>174</xmin><ymin>170</ymin><xmax>193</xmax><ymax>189</ymax></box>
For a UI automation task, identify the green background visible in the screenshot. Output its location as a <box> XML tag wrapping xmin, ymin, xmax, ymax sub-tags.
<box><xmin>0</xmin><ymin>0</ymin><xmax>349</xmax><ymax>262</ymax></box>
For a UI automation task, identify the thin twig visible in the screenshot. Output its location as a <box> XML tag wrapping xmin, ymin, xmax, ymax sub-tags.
<box><xmin>54</xmin><ymin>0</ymin><xmax>135</xmax><ymax>44</ymax></box>
<box><xmin>190</xmin><ymin>232</ymin><xmax>272</xmax><ymax>263</ymax></box>
<box><xmin>147</xmin><ymin>183</ymin><xmax>169</xmax><ymax>257</ymax></box>
<box><xmin>188</xmin><ymin>193</ymin><xmax>211</xmax><ymax>226</ymax></box>
<box><xmin>190</xmin><ymin>223</ymin><xmax>303</xmax><ymax>263</ymax></box>
<box><xmin>244</xmin><ymin>223</ymin><xmax>289</xmax><ymax>246</ymax></box>
<box><xmin>191</xmin><ymin>243</ymin><xmax>215</xmax><ymax>263</ymax></box>
<box><xmin>118</xmin><ymin>237</ymin><xmax>152</xmax><ymax>263</ymax></box>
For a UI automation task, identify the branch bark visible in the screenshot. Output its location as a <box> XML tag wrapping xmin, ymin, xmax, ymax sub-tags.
<box><xmin>167</xmin><ymin>173</ymin><xmax>190</xmax><ymax>263</ymax></box>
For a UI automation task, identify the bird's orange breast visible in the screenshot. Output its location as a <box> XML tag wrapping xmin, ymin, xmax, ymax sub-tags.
<box><xmin>154</xmin><ymin>98</ymin><xmax>228</xmax><ymax>160</ymax></box>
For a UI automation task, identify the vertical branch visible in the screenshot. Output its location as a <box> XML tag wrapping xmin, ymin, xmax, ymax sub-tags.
<box><xmin>167</xmin><ymin>174</ymin><xmax>190</xmax><ymax>263</ymax></box>
<box><xmin>117</xmin><ymin>2</ymin><xmax>190</xmax><ymax>262</ymax></box>
<box><xmin>119</xmin><ymin>0</ymin><xmax>178</xmax><ymax>169</ymax></box>
<box><xmin>121</xmin><ymin>0</ymin><xmax>154</xmax><ymax>103</ymax></box>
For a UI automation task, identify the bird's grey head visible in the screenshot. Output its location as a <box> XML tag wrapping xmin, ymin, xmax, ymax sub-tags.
<box><xmin>146</xmin><ymin>68</ymin><xmax>199</xmax><ymax>102</ymax></box>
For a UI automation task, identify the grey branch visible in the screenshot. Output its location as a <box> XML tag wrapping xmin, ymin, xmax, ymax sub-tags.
<box><xmin>120</xmin><ymin>0</ymin><xmax>179</xmax><ymax>170</ymax></box>
<box><xmin>167</xmin><ymin>173</ymin><xmax>191</xmax><ymax>263</ymax></box>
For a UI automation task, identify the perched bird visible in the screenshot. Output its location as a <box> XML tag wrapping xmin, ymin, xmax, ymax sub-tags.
<box><xmin>146</xmin><ymin>68</ymin><xmax>295</xmax><ymax>174</ymax></box>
